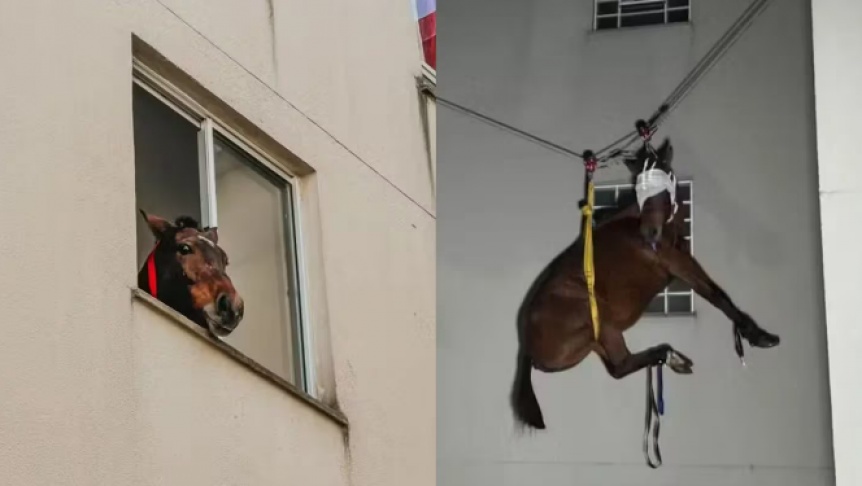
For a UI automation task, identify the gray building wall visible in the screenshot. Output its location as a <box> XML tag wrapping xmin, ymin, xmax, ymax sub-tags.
<box><xmin>437</xmin><ymin>0</ymin><xmax>833</xmax><ymax>484</ymax></box>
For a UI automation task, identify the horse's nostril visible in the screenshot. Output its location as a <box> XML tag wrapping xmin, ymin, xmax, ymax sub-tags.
<box><xmin>217</xmin><ymin>294</ymin><xmax>232</xmax><ymax>315</ymax></box>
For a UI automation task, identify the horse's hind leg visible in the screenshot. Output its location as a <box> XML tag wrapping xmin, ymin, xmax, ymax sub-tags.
<box><xmin>529</xmin><ymin>321</ymin><xmax>596</xmax><ymax>373</ymax></box>
<box><xmin>595</xmin><ymin>327</ymin><xmax>693</xmax><ymax>379</ymax></box>
<box><xmin>663</xmin><ymin>247</ymin><xmax>780</xmax><ymax>349</ymax></box>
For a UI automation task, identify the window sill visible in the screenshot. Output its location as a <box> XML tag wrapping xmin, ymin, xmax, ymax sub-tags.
<box><xmin>640</xmin><ymin>311</ymin><xmax>698</xmax><ymax>325</ymax></box>
<box><xmin>418</xmin><ymin>63</ymin><xmax>436</xmax><ymax>98</ymax></box>
<box><xmin>588</xmin><ymin>21</ymin><xmax>692</xmax><ymax>37</ymax></box>
<box><xmin>421</xmin><ymin>63</ymin><xmax>436</xmax><ymax>85</ymax></box>
<box><xmin>417</xmin><ymin>77</ymin><xmax>436</xmax><ymax>98</ymax></box>
<box><xmin>644</xmin><ymin>311</ymin><xmax>697</xmax><ymax>318</ymax></box>
<box><xmin>131</xmin><ymin>288</ymin><xmax>348</xmax><ymax>429</ymax></box>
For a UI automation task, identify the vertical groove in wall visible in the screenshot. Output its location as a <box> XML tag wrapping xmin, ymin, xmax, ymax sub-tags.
<box><xmin>267</xmin><ymin>0</ymin><xmax>279</xmax><ymax>88</ymax></box>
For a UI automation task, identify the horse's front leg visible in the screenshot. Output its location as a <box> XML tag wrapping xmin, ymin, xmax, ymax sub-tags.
<box><xmin>662</xmin><ymin>247</ymin><xmax>780</xmax><ymax>351</ymax></box>
<box><xmin>597</xmin><ymin>326</ymin><xmax>693</xmax><ymax>379</ymax></box>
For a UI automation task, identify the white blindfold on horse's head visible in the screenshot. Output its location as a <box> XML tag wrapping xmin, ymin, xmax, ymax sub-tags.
<box><xmin>635</xmin><ymin>167</ymin><xmax>678</xmax><ymax>222</ymax></box>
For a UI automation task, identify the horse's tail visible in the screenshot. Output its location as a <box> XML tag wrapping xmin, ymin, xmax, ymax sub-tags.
<box><xmin>510</xmin><ymin>348</ymin><xmax>546</xmax><ymax>430</ymax></box>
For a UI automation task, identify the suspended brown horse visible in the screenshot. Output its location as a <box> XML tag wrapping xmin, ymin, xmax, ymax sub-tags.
<box><xmin>510</xmin><ymin>138</ymin><xmax>780</xmax><ymax>430</ymax></box>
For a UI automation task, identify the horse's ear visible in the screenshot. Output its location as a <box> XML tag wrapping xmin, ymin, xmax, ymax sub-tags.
<box><xmin>658</xmin><ymin>138</ymin><xmax>673</xmax><ymax>168</ymax></box>
<box><xmin>622</xmin><ymin>156</ymin><xmax>640</xmax><ymax>174</ymax></box>
<box><xmin>140</xmin><ymin>209</ymin><xmax>173</xmax><ymax>239</ymax></box>
<box><xmin>203</xmin><ymin>227</ymin><xmax>219</xmax><ymax>244</ymax></box>
<box><xmin>622</xmin><ymin>144</ymin><xmax>650</xmax><ymax>175</ymax></box>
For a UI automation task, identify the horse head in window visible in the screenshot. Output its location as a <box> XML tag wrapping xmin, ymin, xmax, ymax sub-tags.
<box><xmin>623</xmin><ymin>137</ymin><xmax>679</xmax><ymax>249</ymax></box>
<box><xmin>138</xmin><ymin>210</ymin><xmax>245</xmax><ymax>337</ymax></box>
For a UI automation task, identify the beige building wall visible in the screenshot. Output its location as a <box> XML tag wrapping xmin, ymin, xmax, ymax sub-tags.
<box><xmin>0</xmin><ymin>0</ymin><xmax>435</xmax><ymax>485</ymax></box>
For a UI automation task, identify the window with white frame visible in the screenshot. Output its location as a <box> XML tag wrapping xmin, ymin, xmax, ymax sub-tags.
<box><xmin>593</xmin><ymin>180</ymin><xmax>694</xmax><ymax>315</ymax></box>
<box><xmin>411</xmin><ymin>0</ymin><xmax>437</xmax><ymax>181</ymax></box>
<box><xmin>594</xmin><ymin>0</ymin><xmax>691</xmax><ymax>31</ymax></box>
<box><xmin>132</xmin><ymin>67</ymin><xmax>309</xmax><ymax>391</ymax></box>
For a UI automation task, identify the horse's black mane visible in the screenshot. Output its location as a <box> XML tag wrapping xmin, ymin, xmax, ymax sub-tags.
<box><xmin>174</xmin><ymin>216</ymin><xmax>202</xmax><ymax>230</ymax></box>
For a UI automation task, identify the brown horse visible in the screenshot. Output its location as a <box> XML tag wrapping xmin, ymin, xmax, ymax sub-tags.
<box><xmin>510</xmin><ymin>138</ymin><xmax>780</xmax><ymax>430</ymax></box>
<box><xmin>138</xmin><ymin>210</ymin><xmax>245</xmax><ymax>337</ymax></box>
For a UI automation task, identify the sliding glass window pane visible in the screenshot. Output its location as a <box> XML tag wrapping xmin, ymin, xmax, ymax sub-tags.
<box><xmin>620</xmin><ymin>1</ymin><xmax>664</xmax><ymax>15</ymax></box>
<box><xmin>132</xmin><ymin>84</ymin><xmax>202</xmax><ymax>267</ymax></box>
<box><xmin>668</xmin><ymin>9</ymin><xmax>689</xmax><ymax>23</ymax></box>
<box><xmin>677</xmin><ymin>183</ymin><xmax>691</xmax><ymax>201</ymax></box>
<box><xmin>621</xmin><ymin>12</ymin><xmax>665</xmax><ymax>28</ymax></box>
<box><xmin>618</xmin><ymin>187</ymin><xmax>635</xmax><ymax>204</ymax></box>
<box><xmin>213</xmin><ymin>135</ymin><xmax>301</xmax><ymax>385</ymax></box>
<box><xmin>596</xmin><ymin>17</ymin><xmax>619</xmax><ymax>30</ymax></box>
<box><xmin>595</xmin><ymin>188</ymin><xmax>617</xmax><ymax>207</ymax></box>
<box><xmin>597</xmin><ymin>1</ymin><xmax>619</xmax><ymax>16</ymax></box>
<box><xmin>647</xmin><ymin>296</ymin><xmax>665</xmax><ymax>314</ymax></box>
<box><xmin>668</xmin><ymin>294</ymin><xmax>692</xmax><ymax>314</ymax></box>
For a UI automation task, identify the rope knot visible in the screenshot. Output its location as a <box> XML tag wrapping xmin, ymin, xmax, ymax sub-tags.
<box><xmin>582</xmin><ymin>150</ymin><xmax>598</xmax><ymax>174</ymax></box>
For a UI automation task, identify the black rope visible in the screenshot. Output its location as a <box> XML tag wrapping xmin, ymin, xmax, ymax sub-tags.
<box><xmin>665</xmin><ymin>0</ymin><xmax>772</xmax><ymax>107</ymax></box>
<box><xmin>436</xmin><ymin>0</ymin><xmax>776</xmax><ymax>167</ymax></box>
<box><xmin>435</xmin><ymin>97</ymin><xmax>583</xmax><ymax>159</ymax></box>
<box><xmin>649</xmin><ymin>0</ymin><xmax>775</xmax><ymax>128</ymax></box>
<box><xmin>601</xmin><ymin>0</ymin><xmax>776</xmax><ymax>156</ymax></box>
<box><xmin>595</xmin><ymin>131</ymin><xmax>640</xmax><ymax>158</ymax></box>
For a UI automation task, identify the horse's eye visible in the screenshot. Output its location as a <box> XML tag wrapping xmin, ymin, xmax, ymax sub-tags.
<box><xmin>178</xmin><ymin>244</ymin><xmax>193</xmax><ymax>255</ymax></box>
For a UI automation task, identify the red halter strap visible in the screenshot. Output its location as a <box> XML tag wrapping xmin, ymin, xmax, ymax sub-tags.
<box><xmin>146</xmin><ymin>241</ymin><xmax>160</xmax><ymax>298</ymax></box>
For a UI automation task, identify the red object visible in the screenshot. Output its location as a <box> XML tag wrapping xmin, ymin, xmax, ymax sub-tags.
<box><xmin>146</xmin><ymin>242</ymin><xmax>159</xmax><ymax>298</ymax></box>
<box><xmin>419</xmin><ymin>11</ymin><xmax>436</xmax><ymax>69</ymax></box>
<box><xmin>583</xmin><ymin>152</ymin><xmax>598</xmax><ymax>173</ymax></box>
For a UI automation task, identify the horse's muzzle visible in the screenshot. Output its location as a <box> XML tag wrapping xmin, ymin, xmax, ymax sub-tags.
<box><xmin>207</xmin><ymin>293</ymin><xmax>245</xmax><ymax>336</ymax></box>
<box><xmin>641</xmin><ymin>226</ymin><xmax>662</xmax><ymax>250</ymax></box>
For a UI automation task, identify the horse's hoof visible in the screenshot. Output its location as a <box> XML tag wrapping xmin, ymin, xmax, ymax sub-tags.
<box><xmin>751</xmin><ymin>330</ymin><xmax>780</xmax><ymax>348</ymax></box>
<box><xmin>736</xmin><ymin>313</ymin><xmax>780</xmax><ymax>349</ymax></box>
<box><xmin>665</xmin><ymin>349</ymin><xmax>693</xmax><ymax>374</ymax></box>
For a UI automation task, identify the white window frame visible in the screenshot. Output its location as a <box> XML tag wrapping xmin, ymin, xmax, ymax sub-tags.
<box><xmin>593</xmin><ymin>0</ymin><xmax>691</xmax><ymax>31</ymax></box>
<box><xmin>132</xmin><ymin>61</ymin><xmax>316</xmax><ymax>395</ymax></box>
<box><xmin>593</xmin><ymin>180</ymin><xmax>694</xmax><ymax>315</ymax></box>
<box><xmin>420</xmin><ymin>62</ymin><xmax>436</xmax><ymax>89</ymax></box>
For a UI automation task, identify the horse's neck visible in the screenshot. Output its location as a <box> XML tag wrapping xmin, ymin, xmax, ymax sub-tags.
<box><xmin>137</xmin><ymin>265</ymin><xmax>154</xmax><ymax>295</ymax></box>
<box><xmin>137</xmin><ymin>260</ymin><xmax>206</xmax><ymax>327</ymax></box>
<box><xmin>594</xmin><ymin>202</ymin><xmax>640</xmax><ymax>228</ymax></box>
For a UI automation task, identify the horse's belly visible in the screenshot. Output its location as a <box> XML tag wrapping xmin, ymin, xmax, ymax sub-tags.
<box><xmin>600</xmin><ymin>279</ymin><xmax>668</xmax><ymax>328</ymax></box>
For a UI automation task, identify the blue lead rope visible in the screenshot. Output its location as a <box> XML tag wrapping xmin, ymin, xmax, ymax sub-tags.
<box><xmin>644</xmin><ymin>364</ymin><xmax>665</xmax><ymax>468</ymax></box>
